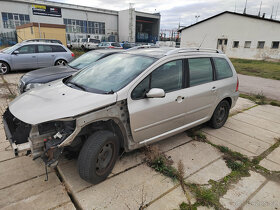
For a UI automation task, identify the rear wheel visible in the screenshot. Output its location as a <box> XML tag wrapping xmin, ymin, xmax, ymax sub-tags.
<box><xmin>209</xmin><ymin>100</ymin><xmax>230</xmax><ymax>129</ymax></box>
<box><xmin>0</xmin><ymin>61</ymin><xmax>10</xmax><ymax>74</ymax></box>
<box><xmin>55</xmin><ymin>59</ymin><xmax>67</xmax><ymax>66</ymax></box>
<box><xmin>78</xmin><ymin>130</ymin><xmax>120</xmax><ymax>184</ymax></box>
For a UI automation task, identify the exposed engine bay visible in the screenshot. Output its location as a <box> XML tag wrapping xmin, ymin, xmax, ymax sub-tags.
<box><xmin>3</xmin><ymin>109</ymin><xmax>76</xmax><ymax>168</ymax></box>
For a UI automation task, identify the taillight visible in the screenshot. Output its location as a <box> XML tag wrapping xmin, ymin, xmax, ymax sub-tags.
<box><xmin>108</xmin><ymin>46</ymin><xmax>114</xmax><ymax>48</ymax></box>
<box><xmin>235</xmin><ymin>77</ymin><xmax>239</xmax><ymax>92</ymax></box>
<box><xmin>71</xmin><ymin>52</ymin><xmax>75</xmax><ymax>57</ymax></box>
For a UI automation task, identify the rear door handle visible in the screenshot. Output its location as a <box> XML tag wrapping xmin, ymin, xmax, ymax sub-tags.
<box><xmin>211</xmin><ymin>86</ymin><xmax>217</xmax><ymax>91</ymax></box>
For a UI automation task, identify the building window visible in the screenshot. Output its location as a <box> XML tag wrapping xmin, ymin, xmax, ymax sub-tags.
<box><xmin>257</xmin><ymin>41</ymin><xmax>265</xmax><ymax>49</ymax></box>
<box><xmin>64</xmin><ymin>18</ymin><xmax>105</xmax><ymax>35</ymax></box>
<box><xmin>1</xmin><ymin>12</ymin><xmax>30</xmax><ymax>29</ymax></box>
<box><xmin>271</xmin><ymin>41</ymin><xmax>279</xmax><ymax>49</ymax></box>
<box><xmin>244</xmin><ymin>41</ymin><xmax>251</xmax><ymax>48</ymax></box>
<box><xmin>233</xmin><ymin>41</ymin><xmax>239</xmax><ymax>48</ymax></box>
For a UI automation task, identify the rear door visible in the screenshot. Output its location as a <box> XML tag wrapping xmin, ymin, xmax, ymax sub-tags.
<box><xmin>127</xmin><ymin>59</ymin><xmax>189</xmax><ymax>142</ymax></box>
<box><xmin>11</xmin><ymin>45</ymin><xmax>38</xmax><ymax>70</ymax></box>
<box><xmin>183</xmin><ymin>57</ymin><xmax>218</xmax><ymax>123</ymax></box>
<box><xmin>37</xmin><ymin>44</ymin><xmax>55</xmax><ymax>68</ymax></box>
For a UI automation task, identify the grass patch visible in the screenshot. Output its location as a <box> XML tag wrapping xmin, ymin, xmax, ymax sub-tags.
<box><xmin>240</xmin><ymin>93</ymin><xmax>280</xmax><ymax>107</ymax></box>
<box><xmin>230</xmin><ymin>58</ymin><xmax>280</xmax><ymax>80</ymax></box>
<box><xmin>71</xmin><ymin>49</ymin><xmax>86</xmax><ymax>58</ymax></box>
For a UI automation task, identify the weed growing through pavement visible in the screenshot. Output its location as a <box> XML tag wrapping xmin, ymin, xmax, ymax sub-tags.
<box><xmin>240</xmin><ymin>93</ymin><xmax>280</xmax><ymax>107</ymax></box>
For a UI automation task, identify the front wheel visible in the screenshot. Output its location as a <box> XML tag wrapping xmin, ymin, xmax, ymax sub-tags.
<box><xmin>78</xmin><ymin>130</ymin><xmax>120</xmax><ymax>184</ymax></box>
<box><xmin>55</xmin><ymin>59</ymin><xmax>67</xmax><ymax>66</ymax></box>
<box><xmin>209</xmin><ymin>100</ymin><xmax>230</xmax><ymax>129</ymax></box>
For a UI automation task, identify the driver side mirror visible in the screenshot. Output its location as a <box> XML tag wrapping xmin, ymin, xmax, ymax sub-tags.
<box><xmin>146</xmin><ymin>88</ymin><xmax>165</xmax><ymax>98</ymax></box>
<box><xmin>13</xmin><ymin>50</ymin><xmax>19</xmax><ymax>55</ymax></box>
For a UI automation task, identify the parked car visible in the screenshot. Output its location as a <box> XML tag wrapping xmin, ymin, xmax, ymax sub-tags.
<box><xmin>67</xmin><ymin>38</ymin><xmax>87</xmax><ymax>49</ymax></box>
<box><xmin>23</xmin><ymin>39</ymin><xmax>63</xmax><ymax>45</ymax></box>
<box><xmin>0</xmin><ymin>42</ymin><xmax>74</xmax><ymax>74</ymax></box>
<box><xmin>3</xmin><ymin>48</ymin><xmax>239</xmax><ymax>184</ymax></box>
<box><xmin>83</xmin><ymin>38</ymin><xmax>101</xmax><ymax>50</ymax></box>
<box><xmin>18</xmin><ymin>49</ymin><xmax>123</xmax><ymax>93</ymax></box>
<box><xmin>98</xmin><ymin>42</ymin><xmax>123</xmax><ymax>49</ymax></box>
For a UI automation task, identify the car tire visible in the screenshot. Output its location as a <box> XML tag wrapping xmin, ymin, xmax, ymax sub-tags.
<box><xmin>55</xmin><ymin>59</ymin><xmax>67</xmax><ymax>66</ymax></box>
<box><xmin>209</xmin><ymin>100</ymin><xmax>230</xmax><ymax>129</ymax></box>
<box><xmin>78</xmin><ymin>130</ymin><xmax>120</xmax><ymax>184</ymax></box>
<box><xmin>0</xmin><ymin>61</ymin><xmax>10</xmax><ymax>75</ymax></box>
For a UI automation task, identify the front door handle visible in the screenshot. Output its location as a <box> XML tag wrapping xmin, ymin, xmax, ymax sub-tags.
<box><xmin>175</xmin><ymin>96</ymin><xmax>185</xmax><ymax>103</ymax></box>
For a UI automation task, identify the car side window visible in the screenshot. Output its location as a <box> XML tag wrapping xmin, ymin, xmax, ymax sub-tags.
<box><xmin>188</xmin><ymin>58</ymin><xmax>213</xmax><ymax>87</ymax></box>
<box><xmin>151</xmin><ymin>60</ymin><xmax>183</xmax><ymax>92</ymax></box>
<box><xmin>38</xmin><ymin>45</ymin><xmax>52</xmax><ymax>53</ymax></box>
<box><xmin>51</xmin><ymin>45</ymin><xmax>67</xmax><ymax>52</ymax></box>
<box><xmin>131</xmin><ymin>60</ymin><xmax>183</xmax><ymax>100</ymax></box>
<box><xmin>17</xmin><ymin>45</ymin><xmax>36</xmax><ymax>54</ymax></box>
<box><xmin>213</xmin><ymin>58</ymin><xmax>233</xmax><ymax>80</ymax></box>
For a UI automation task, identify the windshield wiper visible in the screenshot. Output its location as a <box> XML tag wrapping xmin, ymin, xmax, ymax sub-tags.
<box><xmin>67</xmin><ymin>81</ymin><xmax>86</xmax><ymax>91</ymax></box>
<box><xmin>105</xmin><ymin>89</ymin><xmax>115</xmax><ymax>94</ymax></box>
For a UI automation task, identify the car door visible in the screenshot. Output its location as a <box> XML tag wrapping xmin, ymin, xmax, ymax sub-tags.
<box><xmin>11</xmin><ymin>44</ymin><xmax>38</xmax><ymax>70</ymax></box>
<box><xmin>37</xmin><ymin>44</ymin><xmax>55</xmax><ymax>68</ymax></box>
<box><xmin>127</xmin><ymin>59</ymin><xmax>189</xmax><ymax>143</ymax></box>
<box><xmin>183</xmin><ymin>57</ymin><xmax>217</xmax><ymax>124</ymax></box>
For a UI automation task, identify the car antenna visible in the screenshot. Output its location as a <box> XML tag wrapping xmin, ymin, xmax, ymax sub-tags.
<box><xmin>198</xmin><ymin>34</ymin><xmax>207</xmax><ymax>49</ymax></box>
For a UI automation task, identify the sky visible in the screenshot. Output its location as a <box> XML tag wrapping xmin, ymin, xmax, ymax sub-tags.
<box><xmin>55</xmin><ymin>0</ymin><xmax>279</xmax><ymax>30</ymax></box>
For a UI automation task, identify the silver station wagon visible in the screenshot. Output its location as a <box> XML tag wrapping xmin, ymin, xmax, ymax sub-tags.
<box><xmin>3</xmin><ymin>48</ymin><xmax>239</xmax><ymax>184</ymax></box>
<box><xmin>0</xmin><ymin>42</ymin><xmax>74</xmax><ymax>74</ymax></box>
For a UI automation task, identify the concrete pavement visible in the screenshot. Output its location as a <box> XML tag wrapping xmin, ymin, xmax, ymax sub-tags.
<box><xmin>238</xmin><ymin>74</ymin><xmax>280</xmax><ymax>100</ymax></box>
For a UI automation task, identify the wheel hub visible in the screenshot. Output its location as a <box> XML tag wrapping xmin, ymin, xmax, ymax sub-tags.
<box><xmin>96</xmin><ymin>143</ymin><xmax>113</xmax><ymax>173</ymax></box>
<box><xmin>0</xmin><ymin>63</ymin><xmax>8</xmax><ymax>74</ymax></box>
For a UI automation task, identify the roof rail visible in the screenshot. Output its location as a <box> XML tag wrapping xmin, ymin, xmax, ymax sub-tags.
<box><xmin>165</xmin><ymin>47</ymin><xmax>223</xmax><ymax>56</ymax></box>
<box><xmin>127</xmin><ymin>45</ymin><xmax>159</xmax><ymax>50</ymax></box>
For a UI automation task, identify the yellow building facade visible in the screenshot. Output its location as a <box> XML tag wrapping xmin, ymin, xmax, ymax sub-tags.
<box><xmin>16</xmin><ymin>23</ymin><xmax>67</xmax><ymax>46</ymax></box>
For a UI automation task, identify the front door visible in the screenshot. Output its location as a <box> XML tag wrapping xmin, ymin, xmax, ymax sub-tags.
<box><xmin>217</xmin><ymin>38</ymin><xmax>227</xmax><ymax>53</ymax></box>
<box><xmin>127</xmin><ymin>59</ymin><xmax>188</xmax><ymax>143</ymax></box>
<box><xmin>12</xmin><ymin>45</ymin><xmax>38</xmax><ymax>70</ymax></box>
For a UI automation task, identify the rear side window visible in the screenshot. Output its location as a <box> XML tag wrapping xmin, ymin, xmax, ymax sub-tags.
<box><xmin>51</xmin><ymin>45</ymin><xmax>67</xmax><ymax>52</ymax></box>
<box><xmin>213</xmin><ymin>58</ymin><xmax>233</xmax><ymax>80</ymax></box>
<box><xmin>38</xmin><ymin>45</ymin><xmax>52</xmax><ymax>53</ymax></box>
<box><xmin>188</xmin><ymin>58</ymin><xmax>213</xmax><ymax>86</ymax></box>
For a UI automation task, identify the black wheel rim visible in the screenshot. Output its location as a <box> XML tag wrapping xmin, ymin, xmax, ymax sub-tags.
<box><xmin>216</xmin><ymin>104</ymin><xmax>227</xmax><ymax>124</ymax></box>
<box><xmin>96</xmin><ymin>142</ymin><xmax>114</xmax><ymax>176</ymax></box>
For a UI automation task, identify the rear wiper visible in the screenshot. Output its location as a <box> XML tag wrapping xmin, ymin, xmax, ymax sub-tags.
<box><xmin>67</xmin><ymin>81</ymin><xmax>86</xmax><ymax>91</ymax></box>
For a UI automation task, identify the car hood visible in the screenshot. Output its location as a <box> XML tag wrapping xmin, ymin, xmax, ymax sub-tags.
<box><xmin>9</xmin><ymin>80</ymin><xmax>117</xmax><ymax>125</ymax></box>
<box><xmin>21</xmin><ymin>65</ymin><xmax>77</xmax><ymax>84</ymax></box>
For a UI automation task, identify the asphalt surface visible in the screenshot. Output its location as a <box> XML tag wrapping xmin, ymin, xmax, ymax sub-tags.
<box><xmin>238</xmin><ymin>74</ymin><xmax>280</xmax><ymax>101</ymax></box>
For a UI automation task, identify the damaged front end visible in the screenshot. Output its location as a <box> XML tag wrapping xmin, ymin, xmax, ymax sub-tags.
<box><xmin>3</xmin><ymin>108</ymin><xmax>76</xmax><ymax>167</ymax></box>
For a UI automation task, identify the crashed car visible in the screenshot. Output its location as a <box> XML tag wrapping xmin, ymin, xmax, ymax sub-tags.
<box><xmin>3</xmin><ymin>48</ymin><xmax>239</xmax><ymax>184</ymax></box>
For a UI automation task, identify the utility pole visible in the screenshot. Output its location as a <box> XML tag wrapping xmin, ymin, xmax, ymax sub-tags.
<box><xmin>243</xmin><ymin>0</ymin><xmax>248</xmax><ymax>14</ymax></box>
<box><xmin>258</xmin><ymin>1</ymin><xmax>262</xmax><ymax>16</ymax></box>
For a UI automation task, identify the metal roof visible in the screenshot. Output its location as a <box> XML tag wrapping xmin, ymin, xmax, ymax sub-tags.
<box><xmin>178</xmin><ymin>11</ymin><xmax>280</xmax><ymax>32</ymax></box>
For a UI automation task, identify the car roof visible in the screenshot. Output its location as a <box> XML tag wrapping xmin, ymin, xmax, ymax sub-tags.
<box><xmin>93</xmin><ymin>49</ymin><xmax>124</xmax><ymax>54</ymax></box>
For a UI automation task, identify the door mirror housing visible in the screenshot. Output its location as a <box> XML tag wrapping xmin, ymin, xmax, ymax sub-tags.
<box><xmin>13</xmin><ymin>50</ymin><xmax>19</xmax><ymax>55</ymax></box>
<box><xmin>146</xmin><ymin>88</ymin><xmax>165</xmax><ymax>98</ymax></box>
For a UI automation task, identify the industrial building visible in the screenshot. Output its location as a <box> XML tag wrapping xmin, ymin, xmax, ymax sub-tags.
<box><xmin>178</xmin><ymin>11</ymin><xmax>280</xmax><ymax>60</ymax></box>
<box><xmin>0</xmin><ymin>0</ymin><xmax>160</xmax><ymax>45</ymax></box>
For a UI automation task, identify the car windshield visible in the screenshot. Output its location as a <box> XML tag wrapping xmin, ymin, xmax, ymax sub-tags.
<box><xmin>2</xmin><ymin>44</ymin><xmax>21</xmax><ymax>54</ymax></box>
<box><xmin>68</xmin><ymin>52</ymin><xmax>104</xmax><ymax>70</ymax></box>
<box><xmin>68</xmin><ymin>53</ymin><xmax>156</xmax><ymax>93</ymax></box>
